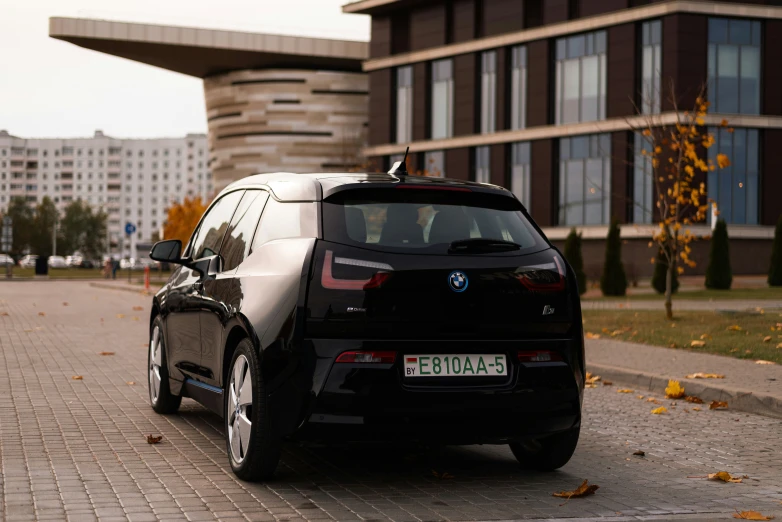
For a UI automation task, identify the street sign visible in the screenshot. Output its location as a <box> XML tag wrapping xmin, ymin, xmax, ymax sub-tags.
<box><xmin>125</xmin><ymin>222</ymin><xmax>137</xmax><ymax>236</ymax></box>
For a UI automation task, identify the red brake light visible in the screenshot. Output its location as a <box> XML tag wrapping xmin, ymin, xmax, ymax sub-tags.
<box><xmin>321</xmin><ymin>250</ymin><xmax>392</xmax><ymax>290</ymax></box>
<box><xmin>515</xmin><ymin>254</ymin><xmax>566</xmax><ymax>292</ymax></box>
<box><xmin>396</xmin><ymin>185</ymin><xmax>471</xmax><ymax>192</ymax></box>
<box><xmin>517</xmin><ymin>350</ymin><xmax>563</xmax><ymax>362</ymax></box>
<box><xmin>336</xmin><ymin>351</ymin><xmax>397</xmax><ymax>364</ymax></box>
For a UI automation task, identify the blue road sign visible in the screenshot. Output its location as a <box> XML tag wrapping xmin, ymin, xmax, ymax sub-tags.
<box><xmin>125</xmin><ymin>222</ymin><xmax>137</xmax><ymax>236</ymax></box>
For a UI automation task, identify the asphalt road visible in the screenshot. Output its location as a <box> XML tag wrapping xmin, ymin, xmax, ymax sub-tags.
<box><xmin>1</xmin><ymin>281</ymin><xmax>781</xmax><ymax>522</ymax></box>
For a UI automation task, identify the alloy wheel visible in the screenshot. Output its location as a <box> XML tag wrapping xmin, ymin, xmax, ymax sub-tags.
<box><xmin>149</xmin><ymin>326</ymin><xmax>162</xmax><ymax>404</ymax></box>
<box><xmin>228</xmin><ymin>355</ymin><xmax>253</xmax><ymax>464</ymax></box>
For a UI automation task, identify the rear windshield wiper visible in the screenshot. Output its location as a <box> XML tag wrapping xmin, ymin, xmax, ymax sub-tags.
<box><xmin>448</xmin><ymin>238</ymin><xmax>521</xmax><ymax>253</ymax></box>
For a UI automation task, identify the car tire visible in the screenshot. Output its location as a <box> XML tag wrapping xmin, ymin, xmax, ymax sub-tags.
<box><xmin>225</xmin><ymin>338</ymin><xmax>281</xmax><ymax>481</ymax></box>
<box><xmin>148</xmin><ymin>316</ymin><xmax>182</xmax><ymax>414</ymax></box>
<box><xmin>509</xmin><ymin>426</ymin><xmax>580</xmax><ymax>471</ymax></box>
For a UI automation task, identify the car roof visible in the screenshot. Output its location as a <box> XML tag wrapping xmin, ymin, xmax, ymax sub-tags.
<box><xmin>221</xmin><ymin>172</ymin><xmax>512</xmax><ymax>202</ymax></box>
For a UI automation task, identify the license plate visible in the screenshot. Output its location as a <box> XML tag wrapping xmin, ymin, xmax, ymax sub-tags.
<box><xmin>404</xmin><ymin>354</ymin><xmax>507</xmax><ymax>378</ymax></box>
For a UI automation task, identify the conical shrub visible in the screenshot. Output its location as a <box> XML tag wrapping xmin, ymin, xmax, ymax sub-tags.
<box><xmin>769</xmin><ymin>214</ymin><xmax>782</xmax><ymax>287</ymax></box>
<box><xmin>705</xmin><ymin>219</ymin><xmax>732</xmax><ymax>290</ymax></box>
<box><xmin>651</xmin><ymin>244</ymin><xmax>679</xmax><ymax>294</ymax></box>
<box><xmin>600</xmin><ymin>218</ymin><xmax>628</xmax><ymax>296</ymax></box>
<box><xmin>564</xmin><ymin>228</ymin><xmax>587</xmax><ymax>295</ymax></box>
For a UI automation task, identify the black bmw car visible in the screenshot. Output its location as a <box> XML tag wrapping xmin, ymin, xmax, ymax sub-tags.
<box><xmin>148</xmin><ymin>164</ymin><xmax>585</xmax><ymax>481</ymax></box>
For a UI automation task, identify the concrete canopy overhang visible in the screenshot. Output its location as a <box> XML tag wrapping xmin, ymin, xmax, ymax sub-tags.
<box><xmin>48</xmin><ymin>17</ymin><xmax>368</xmax><ymax>77</ymax></box>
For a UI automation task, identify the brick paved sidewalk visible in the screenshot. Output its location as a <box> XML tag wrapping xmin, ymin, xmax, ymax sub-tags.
<box><xmin>587</xmin><ymin>338</ymin><xmax>782</xmax><ymax>418</ymax></box>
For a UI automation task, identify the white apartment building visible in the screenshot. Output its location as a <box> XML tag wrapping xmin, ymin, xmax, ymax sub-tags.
<box><xmin>0</xmin><ymin>130</ymin><xmax>213</xmax><ymax>255</ymax></box>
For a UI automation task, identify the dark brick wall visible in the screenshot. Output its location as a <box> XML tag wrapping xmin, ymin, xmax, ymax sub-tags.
<box><xmin>452</xmin><ymin>0</ymin><xmax>477</xmax><ymax>42</ymax></box>
<box><xmin>413</xmin><ymin>63</ymin><xmax>429</xmax><ymax>141</ymax></box>
<box><xmin>446</xmin><ymin>148</ymin><xmax>471</xmax><ymax>181</ymax></box>
<box><xmin>490</xmin><ymin>144</ymin><xmax>507</xmax><ymax>186</ymax></box>
<box><xmin>530</xmin><ymin>139</ymin><xmax>555</xmax><ymax>225</ymax></box>
<box><xmin>579</xmin><ymin>0</ymin><xmax>628</xmax><ymax>17</ymax></box>
<box><xmin>482</xmin><ymin>0</ymin><xmax>524</xmax><ymax>36</ymax></box>
<box><xmin>370</xmin><ymin>17</ymin><xmax>391</xmax><ymax>59</ymax></box>
<box><xmin>607</xmin><ymin>24</ymin><xmax>637</xmax><ymax>119</ymax></box>
<box><xmin>526</xmin><ymin>40</ymin><xmax>550</xmax><ymax>127</ymax></box>
<box><xmin>764</xmin><ymin>20</ymin><xmax>782</xmax><ymax>116</ymax></box>
<box><xmin>368</xmin><ymin>70</ymin><xmax>392</xmax><ymax>146</ymax></box>
<box><xmin>661</xmin><ymin>14</ymin><xmax>708</xmax><ymax>111</ymax></box>
<box><xmin>763</xmin><ymin>130</ymin><xmax>782</xmax><ymax>226</ymax></box>
<box><xmin>610</xmin><ymin>132</ymin><xmax>631</xmax><ymax>222</ymax></box>
<box><xmin>543</xmin><ymin>0</ymin><xmax>569</xmax><ymax>25</ymax></box>
<box><xmin>454</xmin><ymin>54</ymin><xmax>477</xmax><ymax>136</ymax></box>
<box><xmin>410</xmin><ymin>2</ymin><xmax>447</xmax><ymax>51</ymax></box>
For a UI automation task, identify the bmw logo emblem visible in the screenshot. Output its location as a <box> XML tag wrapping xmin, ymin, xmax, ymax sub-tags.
<box><xmin>448</xmin><ymin>271</ymin><xmax>468</xmax><ymax>292</ymax></box>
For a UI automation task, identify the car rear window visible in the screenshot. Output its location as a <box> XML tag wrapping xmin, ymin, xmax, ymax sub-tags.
<box><xmin>322</xmin><ymin>188</ymin><xmax>547</xmax><ymax>254</ymax></box>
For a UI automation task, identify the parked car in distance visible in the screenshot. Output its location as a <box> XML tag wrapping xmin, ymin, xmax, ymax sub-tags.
<box><xmin>147</xmin><ymin>169</ymin><xmax>585</xmax><ymax>482</ymax></box>
<box><xmin>48</xmin><ymin>256</ymin><xmax>67</xmax><ymax>268</ymax></box>
<box><xmin>0</xmin><ymin>254</ymin><xmax>13</xmax><ymax>266</ymax></box>
<box><xmin>18</xmin><ymin>255</ymin><xmax>38</xmax><ymax>268</ymax></box>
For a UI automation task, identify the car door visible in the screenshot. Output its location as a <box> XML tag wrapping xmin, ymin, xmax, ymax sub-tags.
<box><xmin>200</xmin><ymin>189</ymin><xmax>270</xmax><ymax>387</ymax></box>
<box><xmin>167</xmin><ymin>190</ymin><xmax>244</xmax><ymax>382</ymax></box>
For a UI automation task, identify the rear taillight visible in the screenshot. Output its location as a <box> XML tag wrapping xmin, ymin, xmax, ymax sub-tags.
<box><xmin>321</xmin><ymin>250</ymin><xmax>393</xmax><ymax>290</ymax></box>
<box><xmin>336</xmin><ymin>351</ymin><xmax>397</xmax><ymax>363</ymax></box>
<box><xmin>514</xmin><ymin>254</ymin><xmax>566</xmax><ymax>292</ymax></box>
<box><xmin>517</xmin><ymin>350</ymin><xmax>563</xmax><ymax>362</ymax></box>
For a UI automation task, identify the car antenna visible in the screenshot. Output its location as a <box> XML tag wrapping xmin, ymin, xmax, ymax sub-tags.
<box><xmin>387</xmin><ymin>146</ymin><xmax>409</xmax><ymax>176</ymax></box>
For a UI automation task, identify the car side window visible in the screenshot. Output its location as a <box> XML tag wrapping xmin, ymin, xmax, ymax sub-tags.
<box><xmin>189</xmin><ymin>190</ymin><xmax>244</xmax><ymax>260</ymax></box>
<box><xmin>250</xmin><ymin>199</ymin><xmax>318</xmax><ymax>253</ymax></box>
<box><xmin>220</xmin><ymin>190</ymin><xmax>270</xmax><ymax>271</ymax></box>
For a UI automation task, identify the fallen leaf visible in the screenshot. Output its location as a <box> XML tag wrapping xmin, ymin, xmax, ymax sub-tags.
<box><xmin>778</xmin><ymin>343</ymin><xmax>782</xmax><ymax>349</ymax></box>
<box><xmin>62</xmin><ymin>302</ymin><xmax>69</xmax><ymax>306</ymax></box>
<box><xmin>727</xmin><ymin>325</ymin><xmax>743</xmax><ymax>331</ymax></box>
<box><xmin>764</xmin><ymin>336</ymin><xmax>772</xmax><ymax>343</ymax></box>
<box><xmin>71</xmin><ymin>376</ymin><xmax>83</xmax><ymax>380</ymax></box>
<box><xmin>126</xmin><ymin>381</ymin><xmax>135</xmax><ymax>385</ymax></box>
<box><xmin>98</xmin><ymin>352</ymin><xmax>115</xmax><ymax>356</ymax></box>
<box><xmin>708</xmin><ymin>471</ymin><xmax>743</xmax><ymax>483</ymax></box>
<box><xmin>690</xmin><ymin>340</ymin><xmax>706</xmax><ymax>347</ymax></box>
<box><xmin>146</xmin><ymin>435</ymin><xmax>163</xmax><ymax>444</ymax></box>
<box><xmin>431</xmin><ymin>470</ymin><xmax>454</xmax><ymax>480</ymax></box>
<box><xmin>116</xmin><ymin>313</ymin><xmax>125</xmax><ymax>319</ymax></box>
<box><xmin>665</xmin><ymin>380</ymin><xmax>685</xmax><ymax>399</ymax></box>
<box><xmin>733</xmin><ymin>510</ymin><xmax>774</xmax><ymax>520</ymax></box>
<box><xmin>693</xmin><ymin>407</ymin><xmax>702</xmax><ymax>411</ymax></box>
<box><xmin>710</xmin><ymin>401</ymin><xmax>729</xmax><ymax>410</ymax></box>
<box><xmin>132</xmin><ymin>306</ymin><xmax>144</xmax><ymax>311</ymax></box>
<box><xmin>0</xmin><ymin>312</ymin><xmax>8</xmax><ymax>316</ymax></box>
<box><xmin>131</xmin><ymin>316</ymin><xmax>140</xmax><ymax>321</ymax></box>
<box><xmin>602</xmin><ymin>381</ymin><xmax>613</xmax><ymax>386</ymax></box>
<box><xmin>700</xmin><ymin>333</ymin><xmax>712</xmax><ymax>340</ymax></box>
<box><xmin>651</xmin><ymin>406</ymin><xmax>667</xmax><ymax>414</ymax></box>
<box><xmin>585</xmin><ymin>373</ymin><xmax>601</xmax><ymax>385</ymax></box>
<box><xmin>637</xmin><ymin>395</ymin><xmax>645</xmax><ymax>399</ymax></box>
<box><xmin>585</xmin><ymin>332</ymin><xmax>601</xmax><ymax>339</ymax></box>
<box><xmin>552</xmin><ymin>480</ymin><xmax>599</xmax><ymax>499</ymax></box>
<box><xmin>585</xmin><ymin>383</ymin><xmax>597</xmax><ymax>388</ymax></box>
<box><xmin>755</xmin><ymin>360</ymin><xmax>776</xmax><ymax>365</ymax></box>
<box><xmin>633</xmin><ymin>450</ymin><xmax>645</xmax><ymax>457</ymax></box>
<box><xmin>38</xmin><ymin>312</ymin><xmax>45</xmax><ymax>316</ymax></box>
<box><xmin>617</xmin><ymin>389</ymin><xmax>633</xmax><ymax>393</ymax></box>
<box><xmin>685</xmin><ymin>396</ymin><xmax>704</xmax><ymax>404</ymax></box>
<box><xmin>647</xmin><ymin>398</ymin><xmax>661</xmax><ymax>404</ymax></box>
<box><xmin>685</xmin><ymin>373</ymin><xmax>725</xmax><ymax>379</ymax></box>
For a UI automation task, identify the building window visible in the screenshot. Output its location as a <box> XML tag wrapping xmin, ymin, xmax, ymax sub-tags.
<box><xmin>431</xmin><ymin>59</ymin><xmax>454</xmax><ymax>139</ymax></box>
<box><xmin>708</xmin><ymin>127</ymin><xmax>759</xmax><ymax>225</ymax></box>
<box><xmin>558</xmin><ymin>134</ymin><xmax>611</xmax><ymax>225</ymax></box>
<box><xmin>395</xmin><ymin>66</ymin><xmax>413</xmax><ymax>144</ymax></box>
<box><xmin>510</xmin><ymin>46</ymin><xmax>527</xmax><ymax>130</ymax></box>
<box><xmin>474</xmin><ymin>146</ymin><xmax>490</xmax><ymax>184</ymax></box>
<box><xmin>641</xmin><ymin>20</ymin><xmax>662</xmax><ymax>114</ymax></box>
<box><xmin>480</xmin><ymin>51</ymin><xmax>497</xmax><ymax>134</ymax></box>
<box><xmin>511</xmin><ymin>142</ymin><xmax>531</xmax><ymax>209</ymax></box>
<box><xmin>555</xmin><ymin>31</ymin><xmax>607</xmax><ymax>124</ymax></box>
<box><xmin>708</xmin><ymin>18</ymin><xmax>761</xmax><ymax>115</ymax></box>
<box><xmin>424</xmin><ymin>150</ymin><xmax>445</xmax><ymax>178</ymax></box>
<box><xmin>633</xmin><ymin>137</ymin><xmax>653</xmax><ymax>223</ymax></box>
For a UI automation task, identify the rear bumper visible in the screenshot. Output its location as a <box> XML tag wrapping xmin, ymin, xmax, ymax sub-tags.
<box><xmin>293</xmin><ymin>338</ymin><xmax>583</xmax><ymax>444</ymax></box>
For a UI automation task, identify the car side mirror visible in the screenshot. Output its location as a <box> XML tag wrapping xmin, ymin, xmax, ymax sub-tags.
<box><xmin>190</xmin><ymin>254</ymin><xmax>222</xmax><ymax>280</ymax></box>
<box><xmin>150</xmin><ymin>240</ymin><xmax>183</xmax><ymax>264</ymax></box>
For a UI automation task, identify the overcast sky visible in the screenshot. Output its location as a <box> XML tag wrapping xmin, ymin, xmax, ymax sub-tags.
<box><xmin>0</xmin><ymin>0</ymin><xmax>369</xmax><ymax>139</ymax></box>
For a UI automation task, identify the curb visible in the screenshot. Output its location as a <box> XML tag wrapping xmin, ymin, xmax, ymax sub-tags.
<box><xmin>89</xmin><ymin>282</ymin><xmax>159</xmax><ymax>296</ymax></box>
<box><xmin>587</xmin><ymin>362</ymin><xmax>782</xmax><ymax>420</ymax></box>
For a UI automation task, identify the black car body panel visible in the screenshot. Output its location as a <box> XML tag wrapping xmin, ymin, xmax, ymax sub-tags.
<box><xmin>150</xmin><ymin>172</ymin><xmax>585</xmax><ymax>446</ymax></box>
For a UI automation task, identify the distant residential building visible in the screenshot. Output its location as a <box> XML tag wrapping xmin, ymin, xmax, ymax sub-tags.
<box><xmin>0</xmin><ymin>130</ymin><xmax>212</xmax><ymax>254</ymax></box>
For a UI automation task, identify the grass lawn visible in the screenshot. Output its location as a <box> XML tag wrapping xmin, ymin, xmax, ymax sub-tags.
<box><xmin>583</xmin><ymin>309</ymin><xmax>782</xmax><ymax>363</ymax></box>
<box><xmin>583</xmin><ymin>287</ymin><xmax>782</xmax><ymax>301</ymax></box>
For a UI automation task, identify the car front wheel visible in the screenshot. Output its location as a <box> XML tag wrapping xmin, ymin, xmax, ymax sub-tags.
<box><xmin>225</xmin><ymin>339</ymin><xmax>281</xmax><ymax>481</ymax></box>
<box><xmin>148</xmin><ymin>317</ymin><xmax>182</xmax><ymax>414</ymax></box>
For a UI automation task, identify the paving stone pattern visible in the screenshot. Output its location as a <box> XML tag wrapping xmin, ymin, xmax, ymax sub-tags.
<box><xmin>1</xmin><ymin>282</ymin><xmax>782</xmax><ymax>522</ymax></box>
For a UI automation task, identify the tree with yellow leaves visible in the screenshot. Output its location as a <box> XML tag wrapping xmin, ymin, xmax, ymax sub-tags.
<box><xmin>633</xmin><ymin>83</ymin><xmax>731</xmax><ymax>320</ymax></box>
<box><xmin>162</xmin><ymin>197</ymin><xmax>208</xmax><ymax>247</ymax></box>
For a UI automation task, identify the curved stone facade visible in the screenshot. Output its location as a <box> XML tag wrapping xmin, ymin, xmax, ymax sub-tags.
<box><xmin>204</xmin><ymin>69</ymin><xmax>368</xmax><ymax>189</ymax></box>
